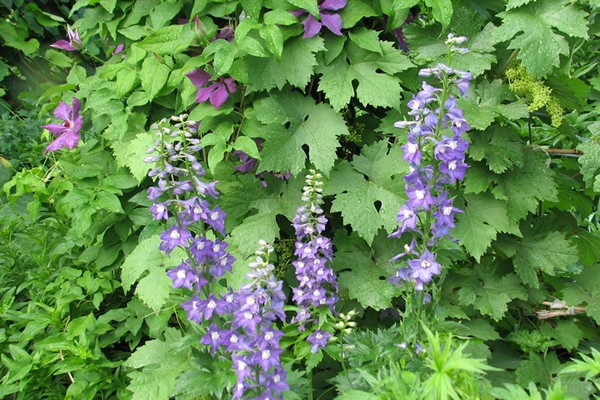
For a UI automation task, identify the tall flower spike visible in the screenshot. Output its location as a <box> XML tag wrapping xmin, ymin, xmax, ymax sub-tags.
<box><xmin>389</xmin><ymin>44</ymin><xmax>472</xmax><ymax>292</ymax></box>
<box><xmin>145</xmin><ymin>114</ymin><xmax>236</xmax><ymax>323</ymax></box>
<box><xmin>201</xmin><ymin>241</ymin><xmax>288</xmax><ymax>399</ymax></box>
<box><xmin>292</xmin><ymin>170</ymin><xmax>338</xmax><ymax>331</ymax></box>
<box><xmin>43</xmin><ymin>98</ymin><xmax>83</xmax><ymax>153</ymax></box>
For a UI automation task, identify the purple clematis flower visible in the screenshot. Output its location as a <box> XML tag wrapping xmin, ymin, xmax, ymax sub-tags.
<box><xmin>51</xmin><ymin>26</ymin><xmax>82</xmax><ymax>51</ymax></box>
<box><xmin>292</xmin><ymin>0</ymin><xmax>347</xmax><ymax>38</ymax></box>
<box><xmin>187</xmin><ymin>69</ymin><xmax>237</xmax><ymax>108</ymax></box>
<box><xmin>42</xmin><ymin>98</ymin><xmax>83</xmax><ymax>153</ymax></box>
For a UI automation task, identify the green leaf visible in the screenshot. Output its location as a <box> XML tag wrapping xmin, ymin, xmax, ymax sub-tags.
<box><xmin>572</xmin><ymin>229</ymin><xmax>600</xmax><ymax>267</ymax></box>
<box><xmin>493</xmin><ymin>0</ymin><xmax>589</xmax><ymax>77</ymax></box>
<box><xmin>149</xmin><ymin>0</ymin><xmax>183</xmax><ymax>29</ymax></box>
<box><xmin>339</xmin><ymin>0</ymin><xmax>378</xmax><ymax>29</ymax></box>
<box><xmin>460</xmin><ymin>80</ymin><xmax>529</xmax><ymax>131</ymax></box>
<box><xmin>204</xmin><ymin>39</ymin><xmax>237</xmax><ymax>76</ymax></box>
<box><xmin>120</xmin><ymin>235</ymin><xmax>183</xmax><ymax>310</ymax></box>
<box><xmin>141</xmin><ymin>56</ymin><xmax>170</xmax><ymax>101</ymax></box>
<box><xmin>577</xmin><ymin>140</ymin><xmax>600</xmax><ymax>192</ymax></box>
<box><xmin>348</xmin><ymin>27</ymin><xmax>383</xmax><ymax>55</ymax></box>
<box><xmin>425</xmin><ymin>0</ymin><xmax>453</xmax><ymax>28</ymax></box>
<box><xmin>240</xmin><ymin>0</ymin><xmax>263</xmax><ymax>18</ymax></box>
<box><xmin>469</xmin><ymin>126</ymin><xmax>525</xmax><ymax>174</ymax></box>
<box><xmin>562</xmin><ymin>266</ymin><xmax>600</xmax><ymax>325</ymax></box>
<box><xmin>138</xmin><ymin>24</ymin><xmax>196</xmax><ymax>54</ymax></box>
<box><xmin>325</xmin><ymin>141</ymin><xmax>408</xmax><ymax>244</ymax></box>
<box><xmin>457</xmin><ymin>261</ymin><xmax>527</xmax><ymax>320</ymax></box>
<box><xmin>236</xmin><ymin>36</ymin><xmax>325</xmax><ymax>91</ymax></box>
<box><xmin>223</xmin><ymin>175</ymin><xmax>302</xmax><ymax>257</ymax></box>
<box><xmin>491</xmin><ymin>151</ymin><xmax>559</xmax><ymax>223</ymax></box>
<box><xmin>511</xmin><ymin>225</ymin><xmax>579</xmax><ymax>288</ymax></box>
<box><xmin>252</xmin><ymin>91</ymin><xmax>348</xmax><ymax>176</ymax></box>
<box><xmin>113</xmin><ymin>130</ymin><xmax>155</xmax><ymax>182</ymax></box>
<box><xmin>232</xmin><ymin>136</ymin><xmax>261</xmax><ymax>159</ymax></box>
<box><xmin>333</xmin><ymin>230</ymin><xmax>399</xmax><ymax>310</ymax></box>
<box><xmin>317</xmin><ymin>41</ymin><xmax>413</xmax><ymax>110</ymax></box>
<box><xmin>454</xmin><ymin>193</ymin><xmax>520</xmax><ymax>261</ymax></box>
<box><xmin>551</xmin><ymin>320</ymin><xmax>584</xmax><ymax>351</ymax></box>
<box><xmin>259</xmin><ymin>24</ymin><xmax>284</xmax><ymax>59</ymax></box>
<box><xmin>0</xmin><ymin>20</ymin><xmax>39</xmax><ymax>55</ymax></box>
<box><xmin>115</xmin><ymin>67</ymin><xmax>139</xmax><ymax>98</ymax></box>
<box><xmin>94</xmin><ymin>191</ymin><xmax>124</xmax><ymax>213</ymax></box>
<box><xmin>287</xmin><ymin>0</ymin><xmax>319</xmax><ymax>16</ymax></box>
<box><xmin>264</xmin><ymin>9</ymin><xmax>298</xmax><ymax>25</ymax></box>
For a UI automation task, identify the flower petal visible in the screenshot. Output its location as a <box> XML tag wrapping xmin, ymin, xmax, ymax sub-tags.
<box><xmin>321</xmin><ymin>12</ymin><xmax>343</xmax><ymax>36</ymax></box>
<box><xmin>196</xmin><ymin>85</ymin><xmax>214</xmax><ymax>103</ymax></box>
<box><xmin>320</xmin><ymin>0</ymin><xmax>347</xmax><ymax>11</ymax></box>
<box><xmin>187</xmin><ymin>69</ymin><xmax>211</xmax><ymax>88</ymax></box>
<box><xmin>42</xmin><ymin>123</ymin><xmax>68</xmax><ymax>136</ymax></box>
<box><xmin>71</xmin><ymin>98</ymin><xmax>81</xmax><ymax>118</ymax></box>
<box><xmin>210</xmin><ymin>84</ymin><xmax>229</xmax><ymax>108</ymax></box>
<box><xmin>53</xmin><ymin>101</ymin><xmax>72</xmax><ymax>121</ymax></box>
<box><xmin>302</xmin><ymin>15</ymin><xmax>322</xmax><ymax>38</ymax></box>
<box><xmin>44</xmin><ymin>131</ymin><xmax>80</xmax><ymax>153</ymax></box>
<box><xmin>290</xmin><ymin>9</ymin><xmax>307</xmax><ymax>17</ymax></box>
<box><xmin>50</xmin><ymin>40</ymin><xmax>76</xmax><ymax>51</ymax></box>
<box><xmin>223</xmin><ymin>78</ymin><xmax>237</xmax><ymax>93</ymax></box>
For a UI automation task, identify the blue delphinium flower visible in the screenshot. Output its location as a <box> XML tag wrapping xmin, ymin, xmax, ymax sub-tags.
<box><xmin>291</xmin><ymin>170</ymin><xmax>339</xmax><ymax>329</ymax></box>
<box><xmin>145</xmin><ymin>115</ymin><xmax>236</xmax><ymax>324</ymax></box>
<box><xmin>389</xmin><ymin>34</ymin><xmax>472</xmax><ymax>292</ymax></box>
<box><xmin>200</xmin><ymin>241</ymin><xmax>289</xmax><ymax>399</ymax></box>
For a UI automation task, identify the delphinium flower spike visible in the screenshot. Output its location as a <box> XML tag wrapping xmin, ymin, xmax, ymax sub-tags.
<box><xmin>291</xmin><ymin>170</ymin><xmax>338</xmax><ymax>352</ymax></box>
<box><xmin>201</xmin><ymin>241</ymin><xmax>289</xmax><ymax>399</ymax></box>
<box><xmin>145</xmin><ymin>114</ymin><xmax>235</xmax><ymax>324</ymax></box>
<box><xmin>389</xmin><ymin>34</ymin><xmax>472</xmax><ymax>292</ymax></box>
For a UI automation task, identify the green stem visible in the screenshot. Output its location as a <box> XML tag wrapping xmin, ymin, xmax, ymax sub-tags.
<box><xmin>308</xmin><ymin>368</ymin><xmax>314</xmax><ymax>400</ymax></box>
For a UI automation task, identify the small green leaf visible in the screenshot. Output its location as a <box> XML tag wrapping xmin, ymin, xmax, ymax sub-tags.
<box><xmin>138</xmin><ymin>24</ymin><xmax>196</xmax><ymax>55</ymax></box>
<box><xmin>94</xmin><ymin>191</ymin><xmax>124</xmax><ymax>213</ymax></box>
<box><xmin>140</xmin><ymin>56</ymin><xmax>171</xmax><ymax>101</ymax></box>
<box><xmin>232</xmin><ymin>136</ymin><xmax>261</xmax><ymax>159</ymax></box>
<box><xmin>264</xmin><ymin>9</ymin><xmax>298</xmax><ymax>25</ymax></box>
<box><xmin>348</xmin><ymin>27</ymin><xmax>383</xmax><ymax>54</ymax></box>
<box><xmin>259</xmin><ymin>24</ymin><xmax>284</xmax><ymax>60</ymax></box>
<box><xmin>287</xmin><ymin>0</ymin><xmax>319</xmax><ymax>16</ymax></box>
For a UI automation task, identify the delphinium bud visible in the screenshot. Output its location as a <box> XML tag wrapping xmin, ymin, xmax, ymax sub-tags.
<box><xmin>145</xmin><ymin>114</ymin><xmax>236</xmax><ymax>323</ymax></box>
<box><xmin>201</xmin><ymin>241</ymin><xmax>288</xmax><ymax>399</ymax></box>
<box><xmin>389</xmin><ymin>35</ymin><xmax>472</xmax><ymax>292</ymax></box>
<box><xmin>291</xmin><ymin>170</ymin><xmax>339</xmax><ymax>341</ymax></box>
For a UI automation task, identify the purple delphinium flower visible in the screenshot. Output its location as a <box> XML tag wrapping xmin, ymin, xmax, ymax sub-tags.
<box><xmin>51</xmin><ymin>25</ymin><xmax>82</xmax><ymax>51</ymax></box>
<box><xmin>201</xmin><ymin>241</ymin><xmax>288</xmax><ymax>399</ymax></box>
<box><xmin>42</xmin><ymin>98</ymin><xmax>83</xmax><ymax>153</ymax></box>
<box><xmin>389</xmin><ymin>35</ymin><xmax>472</xmax><ymax>292</ymax></box>
<box><xmin>187</xmin><ymin>69</ymin><xmax>237</xmax><ymax>108</ymax></box>
<box><xmin>307</xmin><ymin>330</ymin><xmax>331</xmax><ymax>353</ymax></box>
<box><xmin>291</xmin><ymin>0</ymin><xmax>347</xmax><ymax>38</ymax></box>
<box><xmin>291</xmin><ymin>170</ymin><xmax>338</xmax><ymax>333</ymax></box>
<box><xmin>145</xmin><ymin>114</ymin><xmax>236</xmax><ymax>322</ymax></box>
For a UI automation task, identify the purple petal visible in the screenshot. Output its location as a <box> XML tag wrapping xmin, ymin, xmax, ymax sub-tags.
<box><xmin>210</xmin><ymin>84</ymin><xmax>229</xmax><ymax>108</ymax></box>
<box><xmin>320</xmin><ymin>0</ymin><xmax>347</xmax><ymax>11</ymax></box>
<box><xmin>44</xmin><ymin>131</ymin><xmax>80</xmax><ymax>153</ymax></box>
<box><xmin>53</xmin><ymin>101</ymin><xmax>71</xmax><ymax>121</ymax></box>
<box><xmin>290</xmin><ymin>9</ymin><xmax>307</xmax><ymax>17</ymax></box>
<box><xmin>187</xmin><ymin>69</ymin><xmax>210</xmax><ymax>88</ymax></box>
<box><xmin>71</xmin><ymin>98</ymin><xmax>81</xmax><ymax>117</ymax></box>
<box><xmin>50</xmin><ymin>40</ymin><xmax>77</xmax><ymax>51</ymax></box>
<box><xmin>224</xmin><ymin>78</ymin><xmax>237</xmax><ymax>93</ymax></box>
<box><xmin>196</xmin><ymin>86</ymin><xmax>213</xmax><ymax>103</ymax></box>
<box><xmin>42</xmin><ymin>123</ymin><xmax>68</xmax><ymax>136</ymax></box>
<box><xmin>302</xmin><ymin>15</ymin><xmax>322</xmax><ymax>38</ymax></box>
<box><xmin>321</xmin><ymin>12</ymin><xmax>343</xmax><ymax>36</ymax></box>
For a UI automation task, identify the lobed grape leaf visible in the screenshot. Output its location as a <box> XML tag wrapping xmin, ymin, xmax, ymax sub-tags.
<box><xmin>493</xmin><ymin>0</ymin><xmax>589</xmax><ymax>77</ymax></box>
<box><xmin>459</xmin><ymin>80</ymin><xmax>529</xmax><ymax>131</ymax></box>
<box><xmin>577</xmin><ymin>140</ymin><xmax>600</xmax><ymax>192</ymax></box>
<box><xmin>332</xmin><ymin>230</ymin><xmax>399</xmax><ymax>310</ymax></box>
<box><xmin>491</xmin><ymin>150</ymin><xmax>559</xmax><ymax>223</ymax></box>
<box><xmin>562</xmin><ymin>265</ymin><xmax>600</xmax><ymax>325</ymax></box>
<box><xmin>454</xmin><ymin>193</ymin><xmax>520</xmax><ymax>261</ymax></box>
<box><xmin>324</xmin><ymin>141</ymin><xmax>408</xmax><ymax>245</ymax></box>
<box><xmin>251</xmin><ymin>91</ymin><xmax>348</xmax><ymax>176</ymax></box>
<box><xmin>317</xmin><ymin>41</ymin><xmax>413</xmax><ymax>110</ymax></box>
<box><xmin>234</xmin><ymin>36</ymin><xmax>324</xmax><ymax>92</ymax></box>
<box><xmin>457</xmin><ymin>260</ymin><xmax>527</xmax><ymax>321</ymax></box>
<box><xmin>510</xmin><ymin>226</ymin><xmax>579</xmax><ymax>288</ymax></box>
<box><xmin>469</xmin><ymin>126</ymin><xmax>525</xmax><ymax>173</ymax></box>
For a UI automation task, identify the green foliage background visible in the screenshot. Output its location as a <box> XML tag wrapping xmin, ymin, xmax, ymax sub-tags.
<box><xmin>1</xmin><ymin>0</ymin><xmax>599</xmax><ymax>398</ymax></box>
